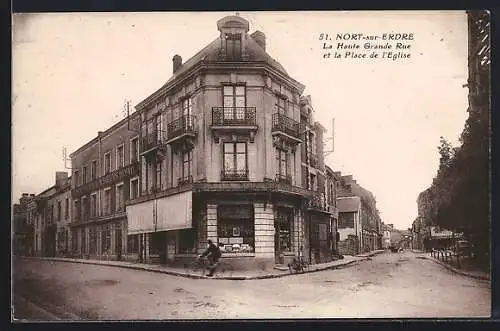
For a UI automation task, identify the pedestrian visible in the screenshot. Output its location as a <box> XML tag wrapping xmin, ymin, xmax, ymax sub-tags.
<box><xmin>199</xmin><ymin>240</ymin><xmax>222</xmax><ymax>277</ymax></box>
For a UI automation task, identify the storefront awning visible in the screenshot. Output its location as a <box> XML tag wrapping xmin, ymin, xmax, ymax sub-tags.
<box><xmin>156</xmin><ymin>191</ymin><xmax>192</xmax><ymax>232</ymax></box>
<box><xmin>126</xmin><ymin>191</ymin><xmax>192</xmax><ymax>235</ymax></box>
<box><xmin>126</xmin><ymin>200</ymin><xmax>155</xmax><ymax>235</ymax></box>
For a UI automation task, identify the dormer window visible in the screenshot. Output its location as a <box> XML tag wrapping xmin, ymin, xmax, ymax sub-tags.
<box><xmin>225</xmin><ymin>33</ymin><xmax>242</xmax><ymax>60</ymax></box>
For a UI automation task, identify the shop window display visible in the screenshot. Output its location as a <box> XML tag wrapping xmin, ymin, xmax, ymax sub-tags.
<box><xmin>217</xmin><ymin>205</ymin><xmax>254</xmax><ymax>253</ymax></box>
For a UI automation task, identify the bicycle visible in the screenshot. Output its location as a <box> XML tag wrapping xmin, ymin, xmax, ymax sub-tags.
<box><xmin>185</xmin><ymin>256</ymin><xmax>234</xmax><ymax>277</ymax></box>
<box><xmin>288</xmin><ymin>256</ymin><xmax>309</xmax><ymax>274</ymax></box>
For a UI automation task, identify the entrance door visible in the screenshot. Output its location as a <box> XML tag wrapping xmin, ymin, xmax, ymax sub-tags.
<box><xmin>274</xmin><ymin>208</ymin><xmax>293</xmax><ymax>264</ymax></box>
<box><xmin>115</xmin><ymin>227</ymin><xmax>122</xmax><ymax>260</ymax></box>
<box><xmin>310</xmin><ymin>221</ymin><xmax>331</xmax><ymax>264</ymax></box>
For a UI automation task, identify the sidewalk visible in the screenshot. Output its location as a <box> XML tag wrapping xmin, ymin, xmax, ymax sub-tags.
<box><xmin>22</xmin><ymin>250</ymin><xmax>385</xmax><ymax>280</ymax></box>
<box><xmin>418</xmin><ymin>253</ymin><xmax>490</xmax><ymax>281</ymax></box>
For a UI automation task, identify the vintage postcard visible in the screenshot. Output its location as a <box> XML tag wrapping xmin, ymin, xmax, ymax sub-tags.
<box><xmin>12</xmin><ymin>11</ymin><xmax>491</xmax><ymax>320</ymax></box>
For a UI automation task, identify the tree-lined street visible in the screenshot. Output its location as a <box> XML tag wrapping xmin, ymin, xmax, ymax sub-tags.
<box><xmin>13</xmin><ymin>251</ymin><xmax>491</xmax><ymax>320</ymax></box>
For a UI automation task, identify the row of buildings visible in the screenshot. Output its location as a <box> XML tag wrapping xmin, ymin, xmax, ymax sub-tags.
<box><xmin>13</xmin><ymin>15</ymin><xmax>382</xmax><ymax>270</ymax></box>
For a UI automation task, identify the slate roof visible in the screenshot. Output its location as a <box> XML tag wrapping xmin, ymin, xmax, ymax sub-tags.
<box><xmin>337</xmin><ymin>196</ymin><xmax>361</xmax><ymax>213</ymax></box>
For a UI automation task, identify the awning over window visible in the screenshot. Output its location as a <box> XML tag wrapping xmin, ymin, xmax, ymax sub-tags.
<box><xmin>156</xmin><ymin>191</ymin><xmax>192</xmax><ymax>232</ymax></box>
<box><xmin>126</xmin><ymin>200</ymin><xmax>154</xmax><ymax>235</ymax></box>
<box><xmin>126</xmin><ymin>191</ymin><xmax>192</xmax><ymax>235</ymax></box>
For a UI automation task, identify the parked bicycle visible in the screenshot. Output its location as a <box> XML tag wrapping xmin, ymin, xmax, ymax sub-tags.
<box><xmin>288</xmin><ymin>256</ymin><xmax>309</xmax><ymax>274</ymax></box>
<box><xmin>185</xmin><ymin>256</ymin><xmax>234</xmax><ymax>277</ymax></box>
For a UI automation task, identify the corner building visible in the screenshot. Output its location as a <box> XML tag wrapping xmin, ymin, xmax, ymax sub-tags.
<box><xmin>126</xmin><ymin>15</ymin><xmax>335</xmax><ymax>269</ymax></box>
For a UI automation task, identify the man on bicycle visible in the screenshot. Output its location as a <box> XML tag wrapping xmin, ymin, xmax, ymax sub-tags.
<box><xmin>200</xmin><ymin>240</ymin><xmax>222</xmax><ymax>277</ymax></box>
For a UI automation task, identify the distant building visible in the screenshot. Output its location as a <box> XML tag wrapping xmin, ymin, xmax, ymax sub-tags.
<box><xmin>337</xmin><ymin>196</ymin><xmax>362</xmax><ymax>255</ymax></box>
<box><xmin>13</xmin><ymin>193</ymin><xmax>36</xmax><ymax>256</ymax></box>
<box><xmin>69</xmin><ymin>113</ymin><xmax>141</xmax><ymax>261</ymax></box>
<box><xmin>336</xmin><ymin>174</ymin><xmax>381</xmax><ymax>255</ymax></box>
<box><xmin>30</xmin><ymin>172</ymin><xmax>71</xmax><ymax>257</ymax></box>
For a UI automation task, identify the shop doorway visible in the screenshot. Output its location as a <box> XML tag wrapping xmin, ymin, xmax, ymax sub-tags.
<box><xmin>274</xmin><ymin>208</ymin><xmax>293</xmax><ymax>264</ymax></box>
<box><xmin>310</xmin><ymin>220</ymin><xmax>331</xmax><ymax>264</ymax></box>
<box><xmin>115</xmin><ymin>227</ymin><xmax>122</xmax><ymax>260</ymax></box>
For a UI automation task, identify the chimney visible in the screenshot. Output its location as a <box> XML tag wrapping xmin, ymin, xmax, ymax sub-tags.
<box><xmin>55</xmin><ymin>171</ymin><xmax>68</xmax><ymax>188</ymax></box>
<box><xmin>173</xmin><ymin>55</ymin><xmax>182</xmax><ymax>73</ymax></box>
<box><xmin>251</xmin><ymin>31</ymin><xmax>266</xmax><ymax>50</ymax></box>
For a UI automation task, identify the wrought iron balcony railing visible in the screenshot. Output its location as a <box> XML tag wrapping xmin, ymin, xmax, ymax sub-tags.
<box><xmin>167</xmin><ymin>115</ymin><xmax>196</xmax><ymax>141</ymax></box>
<box><xmin>221</xmin><ymin>169</ymin><xmax>249</xmax><ymax>181</ymax></box>
<box><xmin>140</xmin><ymin>129</ymin><xmax>166</xmax><ymax>153</ymax></box>
<box><xmin>178</xmin><ymin>175</ymin><xmax>193</xmax><ymax>186</ymax></box>
<box><xmin>212</xmin><ymin>107</ymin><xmax>257</xmax><ymax>126</ymax></box>
<box><xmin>309</xmin><ymin>191</ymin><xmax>327</xmax><ymax>211</ymax></box>
<box><xmin>275</xmin><ymin>173</ymin><xmax>292</xmax><ymax>185</ymax></box>
<box><xmin>272</xmin><ymin>113</ymin><xmax>301</xmax><ymax>139</ymax></box>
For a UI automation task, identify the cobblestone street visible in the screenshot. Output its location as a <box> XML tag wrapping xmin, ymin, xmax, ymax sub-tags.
<box><xmin>13</xmin><ymin>251</ymin><xmax>491</xmax><ymax>320</ymax></box>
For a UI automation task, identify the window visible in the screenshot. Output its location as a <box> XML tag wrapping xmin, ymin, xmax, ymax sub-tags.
<box><xmin>116</xmin><ymin>184</ymin><xmax>124</xmax><ymax>212</ymax></box>
<box><xmin>310</xmin><ymin>173</ymin><xmax>317</xmax><ymax>191</ymax></box>
<box><xmin>116</xmin><ymin>145</ymin><xmax>125</xmax><ymax>169</ymax></box>
<box><xmin>65</xmin><ymin>198</ymin><xmax>69</xmax><ymax>219</ymax></box>
<box><xmin>156</xmin><ymin>160</ymin><xmax>162</xmax><ymax>191</ymax></box>
<box><xmin>74</xmin><ymin>200</ymin><xmax>80</xmax><ymax>221</ymax></box>
<box><xmin>127</xmin><ymin>234</ymin><xmax>138</xmax><ymax>253</ymax></box>
<box><xmin>82</xmin><ymin>166</ymin><xmax>88</xmax><ymax>184</ymax></box>
<box><xmin>275</xmin><ymin>208</ymin><xmax>293</xmax><ymax>254</ymax></box>
<box><xmin>178</xmin><ymin>229</ymin><xmax>197</xmax><ymax>254</ymax></box>
<box><xmin>130</xmin><ymin>178</ymin><xmax>139</xmax><ymax>200</ymax></box>
<box><xmin>225</xmin><ymin>33</ymin><xmax>242</xmax><ymax>60</ymax></box>
<box><xmin>90</xmin><ymin>194</ymin><xmax>97</xmax><ymax>218</ymax></box>
<box><xmin>57</xmin><ymin>201</ymin><xmax>62</xmax><ymax>222</ymax></box>
<box><xmin>104</xmin><ymin>152</ymin><xmax>111</xmax><ymax>174</ymax></box>
<box><xmin>156</xmin><ymin>114</ymin><xmax>164</xmax><ymax>142</ymax></box>
<box><xmin>89</xmin><ymin>227</ymin><xmax>97</xmax><ymax>255</ymax></box>
<box><xmin>181</xmin><ymin>98</ymin><xmax>193</xmax><ymax>130</ymax></box>
<box><xmin>103</xmin><ymin>188</ymin><xmax>111</xmax><ymax>215</ymax></box>
<box><xmin>49</xmin><ymin>205</ymin><xmax>54</xmax><ymax>224</ymax></box>
<box><xmin>91</xmin><ymin>160</ymin><xmax>97</xmax><ymax>180</ymax></box>
<box><xmin>217</xmin><ymin>205</ymin><xmax>254</xmax><ymax>253</ymax></box>
<box><xmin>339</xmin><ymin>212</ymin><xmax>355</xmax><ymax>228</ymax></box>
<box><xmin>275</xmin><ymin>96</ymin><xmax>288</xmax><ymax>115</ymax></box>
<box><xmin>74</xmin><ymin>170</ymin><xmax>80</xmax><ymax>186</ymax></box>
<box><xmin>180</xmin><ymin>150</ymin><xmax>193</xmax><ymax>183</ymax></box>
<box><xmin>223</xmin><ymin>85</ymin><xmax>246</xmax><ymax>115</ymax></box>
<box><xmin>130</xmin><ymin>138</ymin><xmax>139</xmax><ymax>163</ymax></box>
<box><xmin>276</xmin><ymin>148</ymin><xmax>289</xmax><ymax>181</ymax></box>
<box><xmin>223</xmin><ymin>142</ymin><xmax>247</xmax><ymax>180</ymax></box>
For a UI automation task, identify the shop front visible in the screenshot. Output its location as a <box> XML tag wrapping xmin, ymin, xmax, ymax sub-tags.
<box><xmin>126</xmin><ymin>190</ymin><xmax>194</xmax><ymax>264</ymax></box>
<box><xmin>307</xmin><ymin>212</ymin><xmax>333</xmax><ymax>264</ymax></box>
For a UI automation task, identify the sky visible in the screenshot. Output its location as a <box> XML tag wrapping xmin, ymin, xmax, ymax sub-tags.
<box><xmin>12</xmin><ymin>11</ymin><xmax>469</xmax><ymax>230</ymax></box>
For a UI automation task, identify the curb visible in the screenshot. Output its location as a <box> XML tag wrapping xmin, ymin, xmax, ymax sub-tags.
<box><xmin>421</xmin><ymin>255</ymin><xmax>490</xmax><ymax>281</ymax></box>
<box><xmin>355</xmin><ymin>250</ymin><xmax>385</xmax><ymax>258</ymax></box>
<box><xmin>21</xmin><ymin>256</ymin><xmax>367</xmax><ymax>281</ymax></box>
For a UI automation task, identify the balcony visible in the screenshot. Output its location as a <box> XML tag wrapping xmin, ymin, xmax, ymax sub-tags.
<box><xmin>275</xmin><ymin>173</ymin><xmax>292</xmax><ymax>185</ymax></box>
<box><xmin>308</xmin><ymin>191</ymin><xmax>329</xmax><ymax>212</ymax></box>
<box><xmin>211</xmin><ymin>107</ymin><xmax>258</xmax><ymax>143</ymax></box>
<box><xmin>221</xmin><ymin>169</ymin><xmax>249</xmax><ymax>181</ymax></box>
<box><xmin>272</xmin><ymin>113</ymin><xmax>302</xmax><ymax>145</ymax></box>
<box><xmin>178</xmin><ymin>175</ymin><xmax>193</xmax><ymax>186</ymax></box>
<box><xmin>166</xmin><ymin>115</ymin><xmax>197</xmax><ymax>148</ymax></box>
<box><xmin>140</xmin><ymin>129</ymin><xmax>166</xmax><ymax>156</ymax></box>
